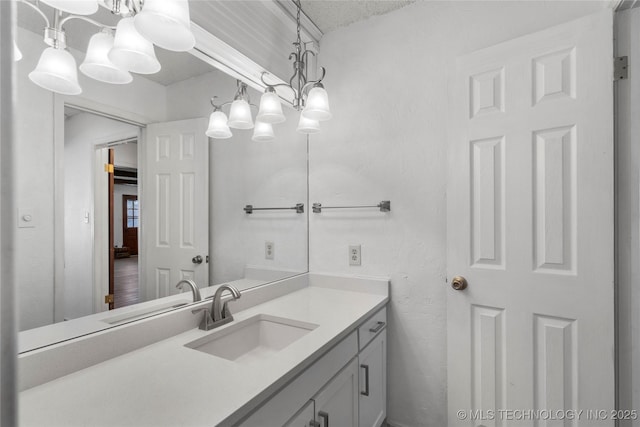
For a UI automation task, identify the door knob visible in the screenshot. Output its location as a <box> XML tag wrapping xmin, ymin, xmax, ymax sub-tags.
<box><xmin>451</xmin><ymin>275</ymin><xmax>468</xmax><ymax>290</ymax></box>
<box><xmin>192</xmin><ymin>255</ymin><xmax>203</xmax><ymax>264</ymax></box>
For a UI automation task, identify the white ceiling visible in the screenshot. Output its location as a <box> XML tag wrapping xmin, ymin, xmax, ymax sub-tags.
<box><xmin>301</xmin><ymin>0</ymin><xmax>415</xmax><ymax>33</ymax></box>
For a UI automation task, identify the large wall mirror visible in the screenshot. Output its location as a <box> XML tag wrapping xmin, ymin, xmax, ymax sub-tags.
<box><xmin>15</xmin><ymin>3</ymin><xmax>309</xmax><ymax>352</ymax></box>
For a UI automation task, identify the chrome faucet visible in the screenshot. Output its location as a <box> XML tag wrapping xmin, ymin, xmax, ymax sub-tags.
<box><xmin>212</xmin><ymin>284</ymin><xmax>241</xmax><ymax>322</ymax></box>
<box><xmin>176</xmin><ymin>279</ymin><xmax>202</xmax><ymax>302</ymax></box>
<box><xmin>192</xmin><ymin>284</ymin><xmax>241</xmax><ymax>331</ymax></box>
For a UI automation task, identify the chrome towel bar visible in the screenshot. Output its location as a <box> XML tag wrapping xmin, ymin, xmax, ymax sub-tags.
<box><xmin>312</xmin><ymin>200</ymin><xmax>390</xmax><ymax>213</ymax></box>
<box><xmin>244</xmin><ymin>203</ymin><xmax>304</xmax><ymax>214</ymax></box>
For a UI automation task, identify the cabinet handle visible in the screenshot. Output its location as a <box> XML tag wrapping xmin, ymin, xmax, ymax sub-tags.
<box><xmin>318</xmin><ymin>411</ymin><xmax>329</xmax><ymax>427</ymax></box>
<box><xmin>360</xmin><ymin>364</ymin><xmax>370</xmax><ymax>396</ymax></box>
<box><xmin>369</xmin><ymin>321</ymin><xmax>385</xmax><ymax>333</ymax></box>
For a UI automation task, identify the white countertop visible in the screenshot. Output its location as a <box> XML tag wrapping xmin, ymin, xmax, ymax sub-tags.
<box><xmin>19</xmin><ymin>280</ymin><xmax>388</xmax><ymax>426</ymax></box>
<box><xmin>18</xmin><ymin>278</ymin><xmax>267</xmax><ymax>354</ymax></box>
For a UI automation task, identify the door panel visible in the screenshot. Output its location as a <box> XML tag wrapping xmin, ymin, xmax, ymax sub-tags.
<box><xmin>314</xmin><ymin>358</ymin><xmax>359</xmax><ymax>427</ymax></box>
<box><xmin>359</xmin><ymin>330</ymin><xmax>386</xmax><ymax>427</ymax></box>
<box><xmin>142</xmin><ymin>118</ymin><xmax>209</xmax><ymax>301</ymax></box>
<box><xmin>447</xmin><ymin>10</ymin><xmax>613</xmax><ymax>425</ymax></box>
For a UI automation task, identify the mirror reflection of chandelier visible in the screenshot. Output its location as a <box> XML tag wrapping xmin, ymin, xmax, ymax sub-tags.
<box><xmin>14</xmin><ymin>0</ymin><xmax>195</xmax><ymax>95</ymax></box>
<box><xmin>206</xmin><ymin>0</ymin><xmax>331</xmax><ymax>141</ymax></box>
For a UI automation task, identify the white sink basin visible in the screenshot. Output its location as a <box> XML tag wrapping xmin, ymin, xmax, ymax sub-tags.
<box><xmin>185</xmin><ymin>314</ymin><xmax>318</xmax><ymax>363</ymax></box>
<box><xmin>101</xmin><ymin>300</ymin><xmax>191</xmax><ymax>325</ymax></box>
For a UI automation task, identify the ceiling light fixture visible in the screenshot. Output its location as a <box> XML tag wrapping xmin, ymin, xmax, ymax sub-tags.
<box><xmin>206</xmin><ymin>0</ymin><xmax>331</xmax><ymax>142</ymax></box>
<box><xmin>16</xmin><ymin>0</ymin><xmax>195</xmax><ymax>95</ymax></box>
<box><xmin>13</xmin><ymin>41</ymin><xmax>23</xmax><ymax>62</ymax></box>
<box><xmin>257</xmin><ymin>0</ymin><xmax>331</xmax><ymax>135</ymax></box>
<box><xmin>206</xmin><ymin>80</ymin><xmax>276</xmax><ymax>142</ymax></box>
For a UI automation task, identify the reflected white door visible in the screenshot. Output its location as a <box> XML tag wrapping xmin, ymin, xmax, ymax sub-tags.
<box><xmin>447</xmin><ymin>10</ymin><xmax>614</xmax><ymax>425</ymax></box>
<box><xmin>141</xmin><ymin>118</ymin><xmax>209</xmax><ymax>300</ymax></box>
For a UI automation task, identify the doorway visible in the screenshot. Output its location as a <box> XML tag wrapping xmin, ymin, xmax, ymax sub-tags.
<box><xmin>63</xmin><ymin>106</ymin><xmax>142</xmax><ymax>319</ymax></box>
<box><xmin>113</xmin><ymin>165</ymin><xmax>140</xmax><ymax>309</ymax></box>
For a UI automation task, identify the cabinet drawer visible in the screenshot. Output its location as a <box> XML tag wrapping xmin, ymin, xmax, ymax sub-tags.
<box><xmin>358</xmin><ymin>307</ymin><xmax>386</xmax><ymax>351</ymax></box>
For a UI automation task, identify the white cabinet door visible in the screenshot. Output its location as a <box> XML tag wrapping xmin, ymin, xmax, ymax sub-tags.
<box><xmin>314</xmin><ymin>358</ymin><xmax>359</xmax><ymax>427</ymax></box>
<box><xmin>447</xmin><ymin>10</ymin><xmax>614</xmax><ymax>424</ymax></box>
<box><xmin>141</xmin><ymin>118</ymin><xmax>209</xmax><ymax>302</ymax></box>
<box><xmin>284</xmin><ymin>400</ymin><xmax>315</xmax><ymax>427</ymax></box>
<box><xmin>358</xmin><ymin>330</ymin><xmax>386</xmax><ymax>427</ymax></box>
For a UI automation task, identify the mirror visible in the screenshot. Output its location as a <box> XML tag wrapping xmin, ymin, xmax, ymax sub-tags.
<box><xmin>15</xmin><ymin>5</ymin><xmax>308</xmax><ymax>352</ymax></box>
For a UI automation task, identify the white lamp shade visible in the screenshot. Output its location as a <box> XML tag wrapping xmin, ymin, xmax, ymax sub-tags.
<box><xmin>228</xmin><ymin>99</ymin><xmax>254</xmax><ymax>129</ymax></box>
<box><xmin>80</xmin><ymin>32</ymin><xmax>132</xmax><ymax>84</ymax></box>
<box><xmin>302</xmin><ymin>86</ymin><xmax>332</xmax><ymax>121</ymax></box>
<box><xmin>29</xmin><ymin>47</ymin><xmax>82</xmax><ymax>95</ymax></box>
<box><xmin>206</xmin><ymin>111</ymin><xmax>232</xmax><ymax>139</ymax></box>
<box><xmin>13</xmin><ymin>41</ymin><xmax>22</xmax><ymax>62</ymax></box>
<box><xmin>252</xmin><ymin>121</ymin><xmax>275</xmax><ymax>142</ymax></box>
<box><xmin>296</xmin><ymin>114</ymin><xmax>320</xmax><ymax>134</ymax></box>
<box><xmin>256</xmin><ymin>91</ymin><xmax>285</xmax><ymax>124</ymax></box>
<box><xmin>134</xmin><ymin>0</ymin><xmax>195</xmax><ymax>52</ymax></box>
<box><xmin>41</xmin><ymin>0</ymin><xmax>99</xmax><ymax>15</ymax></box>
<box><xmin>109</xmin><ymin>18</ymin><xmax>161</xmax><ymax>75</ymax></box>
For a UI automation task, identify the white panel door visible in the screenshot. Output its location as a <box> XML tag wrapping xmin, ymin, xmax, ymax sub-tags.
<box><xmin>447</xmin><ymin>10</ymin><xmax>613</xmax><ymax>426</ymax></box>
<box><xmin>142</xmin><ymin>118</ymin><xmax>209</xmax><ymax>301</ymax></box>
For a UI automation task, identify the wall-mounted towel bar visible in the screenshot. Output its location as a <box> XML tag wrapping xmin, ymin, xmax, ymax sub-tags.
<box><xmin>244</xmin><ymin>203</ymin><xmax>305</xmax><ymax>214</ymax></box>
<box><xmin>312</xmin><ymin>201</ymin><xmax>391</xmax><ymax>213</ymax></box>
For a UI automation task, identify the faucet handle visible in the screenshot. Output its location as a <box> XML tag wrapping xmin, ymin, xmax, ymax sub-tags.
<box><xmin>192</xmin><ymin>307</ymin><xmax>215</xmax><ymax>331</ymax></box>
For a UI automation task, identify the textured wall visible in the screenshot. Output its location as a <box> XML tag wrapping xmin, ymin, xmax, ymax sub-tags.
<box><xmin>310</xmin><ymin>1</ymin><xmax>608</xmax><ymax>425</ymax></box>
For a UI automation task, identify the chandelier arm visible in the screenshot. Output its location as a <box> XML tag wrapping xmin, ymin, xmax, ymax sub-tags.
<box><xmin>300</xmin><ymin>49</ymin><xmax>316</xmax><ymax>63</ymax></box>
<box><xmin>315</xmin><ymin>66</ymin><xmax>326</xmax><ymax>83</ymax></box>
<box><xmin>300</xmin><ymin>68</ymin><xmax>326</xmax><ymax>96</ymax></box>
<box><xmin>18</xmin><ymin>0</ymin><xmax>51</xmax><ymax>28</ymax></box>
<box><xmin>58</xmin><ymin>15</ymin><xmax>117</xmax><ymax>31</ymax></box>
<box><xmin>211</xmin><ymin>100</ymin><xmax>233</xmax><ymax>111</ymax></box>
<box><xmin>261</xmin><ymin>71</ymin><xmax>296</xmax><ymax>92</ymax></box>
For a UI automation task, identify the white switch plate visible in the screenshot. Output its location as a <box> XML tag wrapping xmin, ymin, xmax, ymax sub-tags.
<box><xmin>265</xmin><ymin>241</ymin><xmax>275</xmax><ymax>260</ymax></box>
<box><xmin>349</xmin><ymin>245</ymin><xmax>361</xmax><ymax>266</ymax></box>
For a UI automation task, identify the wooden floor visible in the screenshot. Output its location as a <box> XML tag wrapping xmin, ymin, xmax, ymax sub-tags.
<box><xmin>114</xmin><ymin>256</ymin><xmax>140</xmax><ymax>309</ymax></box>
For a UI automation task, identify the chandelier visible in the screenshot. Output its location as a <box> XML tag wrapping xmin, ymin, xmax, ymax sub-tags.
<box><xmin>206</xmin><ymin>0</ymin><xmax>331</xmax><ymax>140</ymax></box>
<box><xmin>14</xmin><ymin>0</ymin><xmax>195</xmax><ymax>95</ymax></box>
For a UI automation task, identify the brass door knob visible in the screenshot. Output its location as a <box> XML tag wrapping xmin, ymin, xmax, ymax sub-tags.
<box><xmin>451</xmin><ymin>276</ymin><xmax>468</xmax><ymax>291</ymax></box>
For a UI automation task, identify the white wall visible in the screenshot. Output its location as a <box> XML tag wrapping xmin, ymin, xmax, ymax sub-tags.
<box><xmin>616</xmin><ymin>7</ymin><xmax>640</xmax><ymax>426</ymax></box>
<box><xmin>166</xmin><ymin>71</ymin><xmax>308</xmax><ymax>285</ymax></box>
<box><xmin>63</xmin><ymin>112</ymin><xmax>138</xmax><ymax>321</ymax></box>
<box><xmin>15</xmin><ymin>26</ymin><xmax>167</xmax><ymax>330</ymax></box>
<box><xmin>113</xmin><ymin>142</ymin><xmax>137</xmax><ymax>169</ymax></box>
<box><xmin>311</xmin><ymin>2</ymin><xmax>609</xmax><ymax>425</ymax></box>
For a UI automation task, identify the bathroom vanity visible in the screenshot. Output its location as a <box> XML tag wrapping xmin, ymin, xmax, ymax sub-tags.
<box><xmin>18</xmin><ymin>274</ymin><xmax>388</xmax><ymax>427</ymax></box>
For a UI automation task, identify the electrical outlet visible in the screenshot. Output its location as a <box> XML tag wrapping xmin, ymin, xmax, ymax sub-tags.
<box><xmin>349</xmin><ymin>245</ymin><xmax>361</xmax><ymax>266</ymax></box>
<box><xmin>265</xmin><ymin>241</ymin><xmax>275</xmax><ymax>260</ymax></box>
